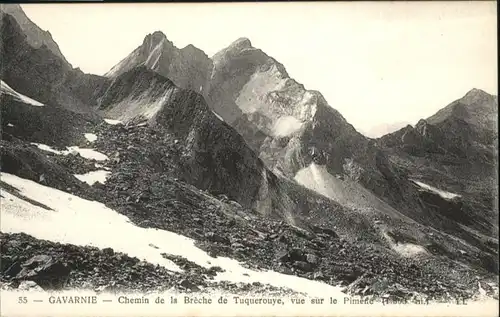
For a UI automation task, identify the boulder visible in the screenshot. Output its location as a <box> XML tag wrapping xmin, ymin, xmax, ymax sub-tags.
<box><xmin>15</xmin><ymin>255</ymin><xmax>70</xmax><ymax>290</ymax></box>
<box><xmin>293</xmin><ymin>261</ymin><xmax>313</xmax><ymax>272</ymax></box>
<box><xmin>205</xmin><ymin>232</ymin><xmax>230</xmax><ymax>244</ymax></box>
<box><xmin>286</xmin><ymin>248</ymin><xmax>307</xmax><ymax>262</ymax></box>
<box><xmin>18</xmin><ymin>280</ymin><xmax>44</xmax><ymax>292</ymax></box>
<box><xmin>179</xmin><ymin>279</ymin><xmax>200</xmax><ymax>292</ymax></box>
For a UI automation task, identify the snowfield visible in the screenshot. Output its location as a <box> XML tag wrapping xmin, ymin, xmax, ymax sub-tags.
<box><xmin>104</xmin><ymin>119</ymin><xmax>123</xmax><ymax>125</ymax></box>
<box><xmin>0</xmin><ymin>172</ymin><xmax>345</xmax><ymax>297</ymax></box>
<box><xmin>294</xmin><ymin>163</ymin><xmax>343</xmax><ymax>201</ymax></box>
<box><xmin>74</xmin><ymin>170</ymin><xmax>111</xmax><ymax>185</ymax></box>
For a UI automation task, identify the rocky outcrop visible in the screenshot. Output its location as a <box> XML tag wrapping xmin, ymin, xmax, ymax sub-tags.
<box><xmin>1</xmin><ymin>86</ymin><xmax>99</xmax><ymax>147</ymax></box>
<box><xmin>105</xmin><ymin>31</ymin><xmax>213</xmax><ymax>94</ymax></box>
<box><xmin>96</xmin><ymin>66</ymin><xmax>283</xmax><ymax>215</ymax></box>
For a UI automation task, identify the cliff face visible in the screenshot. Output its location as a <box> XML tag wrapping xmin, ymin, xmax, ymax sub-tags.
<box><xmin>206</xmin><ymin>38</ymin><xmax>421</xmax><ymax>219</ymax></box>
<box><xmin>97</xmin><ymin>66</ymin><xmax>279</xmax><ymax>215</ymax></box>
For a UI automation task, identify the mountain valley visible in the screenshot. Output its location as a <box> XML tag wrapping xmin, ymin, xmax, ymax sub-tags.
<box><xmin>0</xmin><ymin>3</ymin><xmax>498</xmax><ymax>304</ymax></box>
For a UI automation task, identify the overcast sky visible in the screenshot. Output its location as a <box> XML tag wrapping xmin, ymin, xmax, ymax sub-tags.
<box><xmin>21</xmin><ymin>2</ymin><xmax>497</xmax><ymax>135</ymax></box>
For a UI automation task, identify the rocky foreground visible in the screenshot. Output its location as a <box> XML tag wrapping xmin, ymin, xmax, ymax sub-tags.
<box><xmin>0</xmin><ymin>232</ymin><xmax>298</xmax><ymax>297</ymax></box>
<box><xmin>1</xmin><ymin>120</ymin><xmax>497</xmax><ymax>302</ymax></box>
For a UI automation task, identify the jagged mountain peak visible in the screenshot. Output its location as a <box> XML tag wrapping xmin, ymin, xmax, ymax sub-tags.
<box><xmin>150</xmin><ymin>30</ymin><xmax>167</xmax><ymax>39</ymax></box>
<box><xmin>230</xmin><ymin>37</ymin><xmax>253</xmax><ymax>49</ymax></box>
<box><xmin>415</xmin><ymin>119</ymin><xmax>428</xmax><ymax>128</ymax></box>
<box><xmin>181</xmin><ymin>43</ymin><xmax>210</xmax><ymax>60</ymax></box>
<box><xmin>465</xmin><ymin>87</ymin><xmax>491</xmax><ymax>97</ymax></box>
<box><xmin>461</xmin><ymin>88</ymin><xmax>496</xmax><ymax>105</ymax></box>
<box><xmin>143</xmin><ymin>30</ymin><xmax>170</xmax><ymax>47</ymax></box>
<box><xmin>212</xmin><ymin>37</ymin><xmax>257</xmax><ymax>63</ymax></box>
<box><xmin>105</xmin><ymin>30</ymin><xmax>213</xmax><ymax>94</ymax></box>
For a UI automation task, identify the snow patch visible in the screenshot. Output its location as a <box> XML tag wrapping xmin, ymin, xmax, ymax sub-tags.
<box><xmin>212</xmin><ymin>111</ymin><xmax>224</xmax><ymax>122</ymax></box>
<box><xmin>104</xmin><ymin>119</ymin><xmax>123</xmax><ymax>125</ymax></box>
<box><xmin>478</xmin><ymin>282</ymin><xmax>487</xmax><ymax>297</ymax></box>
<box><xmin>74</xmin><ymin>170</ymin><xmax>111</xmax><ymax>185</ymax></box>
<box><xmin>31</xmin><ymin>143</ymin><xmax>109</xmax><ymax>161</ymax></box>
<box><xmin>392</xmin><ymin>243</ymin><xmax>428</xmax><ymax>257</ymax></box>
<box><xmin>31</xmin><ymin>143</ymin><xmax>66</xmax><ymax>155</ymax></box>
<box><xmin>294</xmin><ymin>163</ymin><xmax>412</xmax><ymax>222</ymax></box>
<box><xmin>272</xmin><ymin>116</ymin><xmax>303</xmax><ymax>137</ymax></box>
<box><xmin>84</xmin><ymin>133</ymin><xmax>97</xmax><ymax>143</ymax></box>
<box><xmin>1</xmin><ymin>80</ymin><xmax>44</xmax><ymax>107</ymax></box>
<box><xmin>0</xmin><ymin>173</ymin><xmax>344</xmax><ymax>297</ymax></box>
<box><xmin>7</xmin><ymin>123</ymin><xmax>14</xmax><ymax>127</ymax></box>
<box><xmin>144</xmin><ymin>37</ymin><xmax>164</xmax><ymax>70</ymax></box>
<box><xmin>66</xmin><ymin>147</ymin><xmax>108</xmax><ymax>161</ymax></box>
<box><xmin>297</xmin><ymin>91</ymin><xmax>318</xmax><ymax>120</ymax></box>
<box><xmin>412</xmin><ymin>180</ymin><xmax>461</xmax><ymax>200</ymax></box>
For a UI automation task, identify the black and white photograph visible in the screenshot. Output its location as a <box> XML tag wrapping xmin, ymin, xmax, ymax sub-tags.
<box><xmin>0</xmin><ymin>2</ymin><xmax>498</xmax><ymax>316</ymax></box>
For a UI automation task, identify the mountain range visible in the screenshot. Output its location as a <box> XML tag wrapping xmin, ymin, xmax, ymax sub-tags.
<box><xmin>1</xmin><ymin>4</ymin><xmax>498</xmax><ymax>302</ymax></box>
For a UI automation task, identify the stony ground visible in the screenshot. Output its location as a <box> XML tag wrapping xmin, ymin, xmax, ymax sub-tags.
<box><xmin>0</xmin><ymin>232</ymin><xmax>298</xmax><ymax>296</ymax></box>
<box><xmin>1</xmin><ymin>121</ymin><xmax>498</xmax><ymax>301</ymax></box>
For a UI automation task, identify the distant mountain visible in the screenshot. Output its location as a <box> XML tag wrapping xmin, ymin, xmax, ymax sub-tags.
<box><xmin>92</xmin><ymin>64</ymin><xmax>499</xmax><ymax>277</ymax></box>
<box><xmin>380</xmin><ymin>89</ymin><xmax>497</xmax><ymax>161</ymax></box>
<box><xmin>379</xmin><ymin>89</ymin><xmax>498</xmax><ymax>240</ymax></box>
<box><xmin>427</xmin><ymin>88</ymin><xmax>498</xmax><ymax>131</ymax></box>
<box><xmin>104</xmin><ymin>31</ymin><xmax>213</xmax><ymax>94</ymax></box>
<box><xmin>362</xmin><ymin>121</ymin><xmax>412</xmax><ymax>138</ymax></box>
